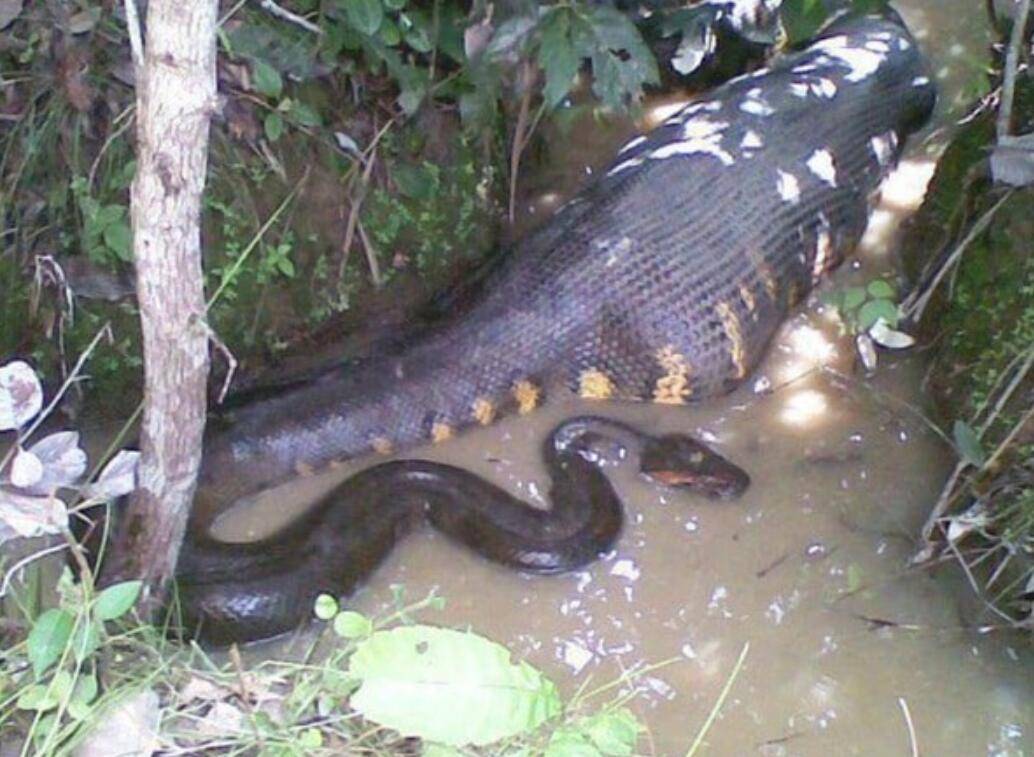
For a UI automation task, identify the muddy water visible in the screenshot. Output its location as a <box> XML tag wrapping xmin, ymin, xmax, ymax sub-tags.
<box><xmin>223</xmin><ymin>1</ymin><xmax>1033</xmax><ymax>753</ymax></box>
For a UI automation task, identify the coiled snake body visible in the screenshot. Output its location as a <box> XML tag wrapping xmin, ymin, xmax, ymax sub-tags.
<box><xmin>175</xmin><ymin>10</ymin><xmax>936</xmax><ymax>643</ymax></box>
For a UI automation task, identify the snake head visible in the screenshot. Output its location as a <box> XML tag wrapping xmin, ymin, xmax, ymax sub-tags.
<box><xmin>639</xmin><ymin>434</ymin><xmax>750</xmax><ymax>500</ymax></box>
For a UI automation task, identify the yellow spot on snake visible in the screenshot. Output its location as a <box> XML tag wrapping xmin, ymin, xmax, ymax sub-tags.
<box><xmin>472</xmin><ymin>397</ymin><xmax>496</xmax><ymax>426</ymax></box>
<box><xmin>653</xmin><ymin>345</ymin><xmax>693</xmax><ymax>404</ymax></box>
<box><xmin>371</xmin><ymin>437</ymin><xmax>394</xmax><ymax>455</ymax></box>
<box><xmin>578</xmin><ymin>369</ymin><xmax>615</xmax><ymax>400</ymax></box>
<box><xmin>715</xmin><ymin>301</ymin><xmax>748</xmax><ymax>379</ymax></box>
<box><xmin>787</xmin><ymin>281</ymin><xmax>802</xmax><ymax>308</ymax></box>
<box><xmin>747</xmin><ymin>249</ymin><xmax>779</xmax><ymax>302</ymax></box>
<box><xmin>513</xmin><ymin>380</ymin><xmax>541</xmax><ymax>414</ymax></box>
<box><xmin>738</xmin><ymin>283</ymin><xmax>756</xmax><ymax>314</ymax></box>
<box><xmin>431</xmin><ymin>422</ymin><xmax>455</xmax><ymax>444</ymax></box>
<box><xmin>294</xmin><ymin>461</ymin><xmax>316</xmax><ymax>477</ymax></box>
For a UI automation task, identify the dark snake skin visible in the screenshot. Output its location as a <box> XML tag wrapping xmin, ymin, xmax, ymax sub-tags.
<box><xmin>175</xmin><ymin>10</ymin><xmax>936</xmax><ymax>642</ymax></box>
<box><xmin>177</xmin><ymin>416</ymin><xmax>748</xmax><ymax>644</ymax></box>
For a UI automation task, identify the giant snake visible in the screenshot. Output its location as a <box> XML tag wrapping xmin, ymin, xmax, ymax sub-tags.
<box><xmin>168</xmin><ymin>9</ymin><xmax>935</xmax><ymax>643</ymax></box>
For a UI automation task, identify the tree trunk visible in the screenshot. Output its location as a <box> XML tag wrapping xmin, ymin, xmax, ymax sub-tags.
<box><xmin>106</xmin><ymin>0</ymin><xmax>218</xmax><ymax>616</ymax></box>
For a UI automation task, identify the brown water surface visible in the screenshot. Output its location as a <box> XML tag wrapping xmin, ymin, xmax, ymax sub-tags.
<box><xmin>223</xmin><ymin>2</ymin><xmax>1032</xmax><ymax>753</ymax></box>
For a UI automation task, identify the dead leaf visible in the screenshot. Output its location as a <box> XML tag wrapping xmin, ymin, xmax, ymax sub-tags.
<box><xmin>0</xmin><ymin>488</ymin><xmax>67</xmax><ymax>544</ymax></box>
<box><xmin>84</xmin><ymin>450</ymin><xmax>140</xmax><ymax>500</ymax></box>
<box><xmin>9</xmin><ymin>448</ymin><xmax>43</xmax><ymax>489</ymax></box>
<box><xmin>869</xmin><ymin>319</ymin><xmax>916</xmax><ymax>349</ymax></box>
<box><xmin>21</xmin><ymin>432</ymin><xmax>87</xmax><ymax>495</ymax></box>
<box><xmin>75</xmin><ymin>689</ymin><xmax>160</xmax><ymax>757</ymax></box>
<box><xmin>0</xmin><ymin>0</ymin><xmax>22</xmax><ymax>31</ymax></box>
<box><xmin>0</xmin><ymin>360</ymin><xmax>43</xmax><ymax>431</ymax></box>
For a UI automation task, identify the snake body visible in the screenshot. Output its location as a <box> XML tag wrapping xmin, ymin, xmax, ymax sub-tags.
<box><xmin>175</xmin><ymin>10</ymin><xmax>936</xmax><ymax>643</ymax></box>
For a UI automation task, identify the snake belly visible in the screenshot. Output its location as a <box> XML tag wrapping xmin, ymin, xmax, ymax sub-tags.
<box><xmin>175</xmin><ymin>10</ymin><xmax>936</xmax><ymax>643</ymax></box>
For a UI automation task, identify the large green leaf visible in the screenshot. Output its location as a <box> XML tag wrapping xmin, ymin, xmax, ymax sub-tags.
<box><xmin>538</xmin><ymin>10</ymin><xmax>579</xmax><ymax>108</ymax></box>
<box><xmin>27</xmin><ymin>608</ymin><xmax>74</xmax><ymax>678</ymax></box>
<box><xmin>348</xmin><ymin>625</ymin><xmax>562</xmax><ymax>746</ymax></box>
<box><xmin>953</xmin><ymin>420</ymin><xmax>986</xmax><ymax>467</ymax></box>
<box><xmin>93</xmin><ymin>580</ymin><xmax>142</xmax><ymax>621</ymax></box>
<box><xmin>344</xmin><ymin>0</ymin><xmax>384</xmax><ymax>37</ymax></box>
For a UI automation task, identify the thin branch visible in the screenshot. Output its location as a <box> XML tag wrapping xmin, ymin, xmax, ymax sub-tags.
<box><xmin>256</xmin><ymin>0</ymin><xmax>322</xmax><ymax>35</ymax></box>
<box><xmin>206</xmin><ymin>178</ymin><xmax>305</xmax><ymax>309</ymax></box>
<box><xmin>338</xmin><ymin>119</ymin><xmax>394</xmax><ymax>282</ymax></box>
<box><xmin>195</xmin><ymin>317</ymin><xmax>239</xmax><ymax>403</ymax></box>
<box><xmin>685</xmin><ymin>642</ymin><xmax>750</xmax><ymax>757</ymax></box>
<box><xmin>123</xmin><ymin>0</ymin><xmax>145</xmax><ymax>72</ymax></box>
<box><xmin>903</xmin><ymin>192</ymin><xmax>1013</xmax><ymax>322</ymax></box>
<box><xmin>10</xmin><ymin>323</ymin><xmax>112</xmax><ymax>454</ymax></box>
<box><xmin>997</xmin><ymin>0</ymin><xmax>1032</xmax><ymax>140</ymax></box>
<box><xmin>0</xmin><ymin>542</ymin><xmax>69</xmax><ymax>597</ymax></box>
<box><xmin>898</xmin><ymin>697</ymin><xmax>919</xmax><ymax>757</ymax></box>
<box><xmin>356</xmin><ymin>219</ymin><xmax>383</xmax><ymax>288</ymax></box>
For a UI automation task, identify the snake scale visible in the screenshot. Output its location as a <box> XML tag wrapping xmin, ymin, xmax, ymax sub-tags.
<box><xmin>174</xmin><ymin>9</ymin><xmax>936</xmax><ymax>643</ymax></box>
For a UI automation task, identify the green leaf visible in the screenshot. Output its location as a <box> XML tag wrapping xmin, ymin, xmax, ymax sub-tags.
<box><xmin>400</xmin><ymin>10</ymin><xmax>433</xmax><ymax>53</ymax></box>
<box><xmin>349</xmin><ymin>625</ymin><xmax>562</xmax><ymax>746</ymax></box>
<box><xmin>423</xmin><ymin>744</ymin><xmax>465</xmax><ymax>757</ymax></box>
<box><xmin>94</xmin><ymin>580</ymin><xmax>142</xmax><ymax>621</ymax></box>
<box><xmin>290</xmin><ymin>101</ymin><xmax>322</xmax><ymax>127</ymax></box>
<box><xmin>397</xmin><ymin>86</ymin><xmax>425</xmax><ymax>116</ymax></box>
<box><xmin>17</xmin><ymin>684</ymin><xmax>57</xmax><ymax>712</ymax></box>
<box><xmin>841</xmin><ymin>286</ymin><xmax>867</xmax><ymax>312</ymax></box>
<box><xmin>299</xmin><ymin>727</ymin><xmax>323</xmax><ymax>748</ymax></box>
<box><xmin>538</xmin><ymin>10</ymin><xmax>579</xmax><ymax>109</ymax></box>
<box><xmin>545</xmin><ymin>727</ymin><xmax>600</xmax><ymax>756</ymax></box>
<box><xmin>68</xmin><ymin>674</ymin><xmax>98</xmax><ymax>720</ymax></box>
<box><xmin>866</xmin><ymin>279</ymin><xmax>896</xmax><ymax>299</ymax></box>
<box><xmin>27</xmin><ymin>609</ymin><xmax>74</xmax><ymax>678</ymax></box>
<box><xmin>252</xmin><ymin>59</ymin><xmax>283</xmax><ymax>99</ymax></box>
<box><xmin>857</xmin><ymin>298</ymin><xmax>899</xmax><ymax>331</ymax></box>
<box><xmin>70</xmin><ymin>619</ymin><xmax>101</xmax><ymax>664</ymax></box>
<box><xmin>314</xmin><ymin>593</ymin><xmax>339</xmax><ymax>620</ymax></box>
<box><xmin>953</xmin><ymin>420</ymin><xmax>986</xmax><ymax>467</ymax></box>
<box><xmin>344</xmin><ymin>0</ymin><xmax>384</xmax><ymax>37</ymax></box>
<box><xmin>580</xmin><ymin>709</ymin><xmax>641</xmax><ymax>755</ymax></box>
<box><xmin>780</xmin><ymin>0</ymin><xmax>829</xmax><ymax>45</ymax></box>
<box><xmin>276</xmin><ymin>255</ymin><xmax>295</xmax><ymax>277</ymax></box>
<box><xmin>96</xmin><ymin>204</ymin><xmax>126</xmax><ymax>228</ymax></box>
<box><xmin>265</xmin><ymin>112</ymin><xmax>285</xmax><ymax>142</ymax></box>
<box><xmin>394</xmin><ymin>163</ymin><xmax>436</xmax><ymax>199</ymax></box>
<box><xmin>103</xmin><ymin>220</ymin><xmax>132</xmax><ymax>260</ymax></box>
<box><xmin>379</xmin><ymin>16</ymin><xmax>401</xmax><ymax>46</ymax></box>
<box><xmin>332</xmin><ymin>610</ymin><xmax>372</xmax><ymax>639</ymax></box>
<box><xmin>577</xmin><ymin>7</ymin><xmax>658</xmax><ymax>110</ymax></box>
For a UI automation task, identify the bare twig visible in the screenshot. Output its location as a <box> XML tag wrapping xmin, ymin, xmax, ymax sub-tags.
<box><xmin>6</xmin><ymin>324</ymin><xmax>113</xmax><ymax>460</ymax></box>
<box><xmin>88</xmin><ymin>106</ymin><xmax>136</xmax><ymax>191</ymax></box>
<box><xmin>0</xmin><ymin>543</ymin><xmax>70</xmax><ymax>597</ymax></box>
<box><xmin>922</xmin><ymin>401</ymin><xmax>1034</xmax><ymax>543</ymax></box>
<box><xmin>977</xmin><ymin>345</ymin><xmax>1034</xmax><ymax>436</ymax></box>
<box><xmin>338</xmin><ymin>119</ymin><xmax>394</xmax><ymax>282</ymax></box>
<box><xmin>123</xmin><ymin>0</ymin><xmax>145</xmax><ymax>71</ymax></box>
<box><xmin>898</xmin><ymin>697</ymin><xmax>919</xmax><ymax>757</ymax></box>
<box><xmin>256</xmin><ymin>0</ymin><xmax>322</xmax><ymax>35</ymax></box>
<box><xmin>356</xmin><ymin>219</ymin><xmax>383</xmax><ymax>288</ymax></box>
<box><xmin>685</xmin><ymin>642</ymin><xmax>750</xmax><ymax>757</ymax></box>
<box><xmin>997</xmin><ymin>0</ymin><xmax>1032</xmax><ymax>140</ymax></box>
<box><xmin>508</xmin><ymin>62</ymin><xmax>542</xmax><ymax>224</ymax></box>
<box><xmin>194</xmin><ymin>317</ymin><xmax>239</xmax><ymax>403</ymax></box>
<box><xmin>903</xmin><ymin>192</ymin><xmax>1013</xmax><ymax>322</ymax></box>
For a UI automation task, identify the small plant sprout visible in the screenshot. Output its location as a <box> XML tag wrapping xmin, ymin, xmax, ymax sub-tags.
<box><xmin>821</xmin><ymin>278</ymin><xmax>915</xmax><ymax>371</ymax></box>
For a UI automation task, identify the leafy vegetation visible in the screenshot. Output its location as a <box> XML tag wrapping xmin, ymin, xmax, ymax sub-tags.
<box><xmin>900</xmin><ymin>73</ymin><xmax>1034</xmax><ymax>626</ymax></box>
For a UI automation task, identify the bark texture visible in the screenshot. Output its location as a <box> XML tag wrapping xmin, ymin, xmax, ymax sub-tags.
<box><xmin>108</xmin><ymin>0</ymin><xmax>217</xmax><ymax>611</ymax></box>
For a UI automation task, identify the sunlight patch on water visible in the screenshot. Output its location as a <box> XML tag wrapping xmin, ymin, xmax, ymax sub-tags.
<box><xmin>779</xmin><ymin>389</ymin><xmax>830</xmax><ymax>427</ymax></box>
